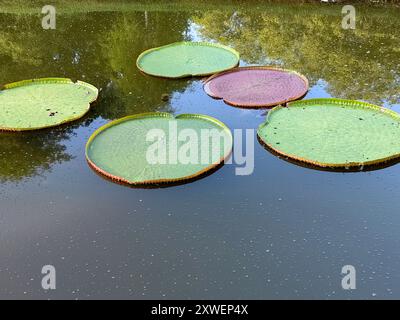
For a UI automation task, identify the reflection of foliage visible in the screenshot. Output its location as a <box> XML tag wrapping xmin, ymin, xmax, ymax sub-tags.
<box><xmin>1</xmin><ymin>1</ymin><xmax>399</xmax><ymax>15</ymax></box>
<box><xmin>194</xmin><ymin>6</ymin><xmax>400</xmax><ymax>105</ymax></box>
<box><xmin>0</xmin><ymin>129</ymin><xmax>72</xmax><ymax>182</ymax></box>
<box><xmin>0</xmin><ymin>31</ymin><xmax>40</xmax><ymax>65</ymax></box>
<box><xmin>98</xmin><ymin>12</ymin><xmax>191</xmax><ymax>118</ymax></box>
<box><xmin>0</xmin><ymin>15</ymin><xmax>42</xmax><ymax>66</ymax></box>
<box><xmin>193</xmin><ymin>11</ymin><xmax>266</xmax><ymax>63</ymax></box>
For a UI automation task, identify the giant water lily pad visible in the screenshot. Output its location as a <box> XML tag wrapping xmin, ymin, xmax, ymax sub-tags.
<box><xmin>0</xmin><ymin>78</ymin><xmax>98</xmax><ymax>131</ymax></box>
<box><xmin>86</xmin><ymin>113</ymin><xmax>233</xmax><ymax>186</ymax></box>
<box><xmin>257</xmin><ymin>99</ymin><xmax>400</xmax><ymax>169</ymax></box>
<box><xmin>136</xmin><ymin>42</ymin><xmax>239</xmax><ymax>78</ymax></box>
<box><xmin>204</xmin><ymin>66</ymin><xmax>309</xmax><ymax>108</ymax></box>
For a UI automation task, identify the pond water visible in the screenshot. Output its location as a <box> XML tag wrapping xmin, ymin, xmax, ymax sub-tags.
<box><xmin>0</xmin><ymin>1</ymin><xmax>400</xmax><ymax>299</ymax></box>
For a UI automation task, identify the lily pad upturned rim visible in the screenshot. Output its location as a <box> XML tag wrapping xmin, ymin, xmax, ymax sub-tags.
<box><xmin>257</xmin><ymin>98</ymin><xmax>400</xmax><ymax>169</ymax></box>
<box><xmin>85</xmin><ymin>112</ymin><xmax>233</xmax><ymax>186</ymax></box>
<box><xmin>203</xmin><ymin>66</ymin><xmax>310</xmax><ymax>108</ymax></box>
<box><xmin>136</xmin><ymin>41</ymin><xmax>240</xmax><ymax>79</ymax></box>
<box><xmin>0</xmin><ymin>77</ymin><xmax>99</xmax><ymax>132</ymax></box>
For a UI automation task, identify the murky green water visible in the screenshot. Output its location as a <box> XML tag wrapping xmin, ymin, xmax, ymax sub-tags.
<box><xmin>1</xmin><ymin>1</ymin><xmax>400</xmax><ymax>299</ymax></box>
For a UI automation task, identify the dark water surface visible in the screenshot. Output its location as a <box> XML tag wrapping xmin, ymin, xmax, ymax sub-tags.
<box><xmin>1</xmin><ymin>2</ymin><xmax>400</xmax><ymax>299</ymax></box>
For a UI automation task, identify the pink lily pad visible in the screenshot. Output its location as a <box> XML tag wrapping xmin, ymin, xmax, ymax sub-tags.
<box><xmin>204</xmin><ymin>66</ymin><xmax>309</xmax><ymax>108</ymax></box>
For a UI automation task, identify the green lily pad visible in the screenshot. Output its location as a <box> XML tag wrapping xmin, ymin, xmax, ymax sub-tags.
<box><xmin>257</xmin><ymin>98</ymin><xmax>400</xmax><ymax>169</ymax></box>
<box><xmin>86</xmin><ymin>113</ymin><xmax>233</xmax><ymax>186</ymax></box>
<box><xmin>0</xmin><ymin>78</ymin><xmax>98</xmax><ymax>131</ymax></box>
<box><xmin>136</xmin><ymin>42</ymin><xmax>239</xmax><ymax>78</ymax></box>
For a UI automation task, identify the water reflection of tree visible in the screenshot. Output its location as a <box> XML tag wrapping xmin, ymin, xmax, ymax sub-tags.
<box><xmin>193</xmin><ymin>6</ymin><xmax>400</xmax><ymax>105</ymax></box>
<box><xmin>0</xmin><ymin>129</ymin><xmax>72</xmax><ymax>183</ymax></box>
<box><xmin>0</xmin><ymin>15</ymin><xmax>43</xmax><ymax>67</ymax></box>
<box><xmin>97</xmin><ymin>11</ymin><xmax>191</xmax><ymax>118</ymax></box>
